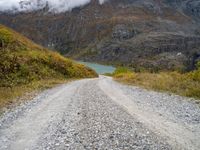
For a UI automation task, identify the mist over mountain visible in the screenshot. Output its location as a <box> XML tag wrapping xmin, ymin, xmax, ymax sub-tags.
<box><xmin>0</xmin><ymin>0</ymin><xmax>106</xmax><ymax>12</ymax></box>
<box><xmin>0</xmin><ymin>0</ymin><xmax>200</xmax><ymax>71</ymax></box>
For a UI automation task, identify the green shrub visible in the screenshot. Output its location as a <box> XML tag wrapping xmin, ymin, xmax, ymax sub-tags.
<box><xmin>0</xmin><ymin>28</ymin><xmax>14</xmax><ymax>47</ymax></box>
<box><xmin>197</xmin><ymin>61</ymin><xmax>200</xmax><ymax>69</ymax></box>
<box><xmin>113</xmin><ymin>67</ymin><xmax>132</xmax><ymax>75</ymax></box>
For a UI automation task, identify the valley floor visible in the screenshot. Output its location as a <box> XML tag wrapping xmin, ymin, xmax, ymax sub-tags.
<box><xmin>0</xmin><ymin>76</ymin><xmax>200</xmax><ymax>150</ymax></box>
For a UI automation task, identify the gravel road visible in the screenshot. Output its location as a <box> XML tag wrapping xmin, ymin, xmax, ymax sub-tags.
<box><xmin>0</xmin><ymin>76</ymin><xmax>199</xmax><ymax>150</ymax></box>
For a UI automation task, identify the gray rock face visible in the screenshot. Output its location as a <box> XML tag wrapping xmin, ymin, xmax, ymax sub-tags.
<box><xmin>185</xmin><ymin>1</ymin><xmax>200</xmax><ymax>20</ymax></box>
<box><xmin>112</xmin><ymin>24</ymin><xmax>139</xmax><ymax>40</ymax></box>
<box><xmin>83</xmin><ymin>32</ymin><xmax>200</xmax><ymax>71</ymax></box>
<box><xmin>164</xmin><ymin>0</ymin><xmax>200</xmax><ymax>21</ymax></box>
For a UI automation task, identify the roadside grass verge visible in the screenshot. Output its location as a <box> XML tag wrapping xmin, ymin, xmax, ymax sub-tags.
<box><xmin>113</xmin><ymin>64</ymin><xmax>200</xmax><ymax>100</ymax></box>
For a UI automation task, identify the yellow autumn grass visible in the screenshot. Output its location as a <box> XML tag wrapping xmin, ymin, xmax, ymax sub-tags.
<box><xmin>114</xmin><ymin>67</ymin><xmax>200</xmax><ymax>99</ymax></box>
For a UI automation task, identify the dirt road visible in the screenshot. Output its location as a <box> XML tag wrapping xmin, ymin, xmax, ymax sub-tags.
<box><xmin>0</xmin><ymin>76</ymin><xmax>199</xmax><ymax>150</ymax></box>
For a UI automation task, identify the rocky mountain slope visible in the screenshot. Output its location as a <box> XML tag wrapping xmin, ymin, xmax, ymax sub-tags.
<box><xmin>0</xmin><ymin>0</ymin><xmax>200</xmax><ymax>71</ymax></box>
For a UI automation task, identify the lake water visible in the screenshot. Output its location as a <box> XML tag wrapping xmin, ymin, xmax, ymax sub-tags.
<box><xmin>78</xmin><ymin>61</ymin><xmax>116</xmax><ymax>74</ymax></box>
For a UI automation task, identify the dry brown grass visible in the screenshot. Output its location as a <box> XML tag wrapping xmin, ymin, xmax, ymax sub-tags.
<box><xmin>0</xmin><ymin>79</ymin><xmax>72</xmax><ymax>111</ymax></box>
<box><xmin>114</xmin><ymin>68</ymin><xmax>200</xmax><ymax>99</ymax></box>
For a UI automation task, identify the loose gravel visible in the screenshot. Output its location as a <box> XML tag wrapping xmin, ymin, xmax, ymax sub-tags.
<box><xmin>0</xmin><ymin>76</ymin><xmax>199</xmax><ymax>150</ymax></box>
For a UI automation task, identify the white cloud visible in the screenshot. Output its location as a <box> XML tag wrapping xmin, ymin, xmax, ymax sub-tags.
<box><xmin>0</xmin><ymin>0</ymin><xmax>107</xmax><ymax>12</ymax></box>
<box><xmin>99</xmin><ymin>0</ymin><xmax>106</xmax><ymax>5</ymax></box>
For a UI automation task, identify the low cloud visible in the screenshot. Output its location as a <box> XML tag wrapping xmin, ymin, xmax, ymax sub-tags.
<box><xmin>0</xmin><ymin>0</ymin><xmax>107</xmax><ymax>12</ymax></box>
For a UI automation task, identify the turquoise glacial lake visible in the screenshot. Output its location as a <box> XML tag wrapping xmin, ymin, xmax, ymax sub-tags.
<box><xmin>78</xmin><ymin>61</ymin><xmax>116</xmax><ymax>74</ymax></box>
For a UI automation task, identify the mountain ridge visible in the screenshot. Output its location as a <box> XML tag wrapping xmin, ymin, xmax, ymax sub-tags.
<box><xmin>0</xmin><ymin>0</ymin><xmax>200</xmax><ymax>71</ymax></box>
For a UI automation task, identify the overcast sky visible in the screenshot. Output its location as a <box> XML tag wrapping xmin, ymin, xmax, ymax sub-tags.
<box><xmin>0</xmin><ymin>0</ymin><xmax>107</xmax><ymax>12</ymax></box>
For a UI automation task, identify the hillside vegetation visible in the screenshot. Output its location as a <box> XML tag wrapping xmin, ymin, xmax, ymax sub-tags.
<box><xmin>0</xmin><ymin>25</ymin><xmax>98</xmax><ymax>109</ymax></box>
<box><xmin>113</xmin><ymin>64</ymin><xmax>200</xmax><ymax>99</ymax></box>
